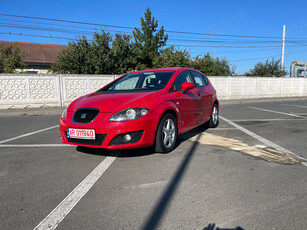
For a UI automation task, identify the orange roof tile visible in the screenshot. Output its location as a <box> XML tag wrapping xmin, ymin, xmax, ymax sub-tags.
<box><xmin>0</xmin><ymin>41</ymin><xmax>67</xmax><ymax>64</ymax></box>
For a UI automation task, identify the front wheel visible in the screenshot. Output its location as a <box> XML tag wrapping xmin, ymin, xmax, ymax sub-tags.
<box><xmin>155</xmin><ymin>114</ymin><xmax>178</xmax><ymax>153</ymax></box>
<box><xmin>209</xmin><ymin>103</ymin><xmax>219</xmax><ymax>128</ymax></box>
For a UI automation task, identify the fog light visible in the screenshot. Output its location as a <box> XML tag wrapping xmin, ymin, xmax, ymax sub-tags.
<box><xmin>110</xmin><ymin>131</ymin><xmax>144</xmax><ymax>145</ymax></box>
<box><xmin>124</xmin><ymin>134</ymin><xmax>132</xmax><ymax>142</ymax></box>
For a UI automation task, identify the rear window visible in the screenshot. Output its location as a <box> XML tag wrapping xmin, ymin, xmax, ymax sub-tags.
<box><xmin>191</xmin><ymin>71</ymin><xmax>207</xmax><ymax>87</ymax></box>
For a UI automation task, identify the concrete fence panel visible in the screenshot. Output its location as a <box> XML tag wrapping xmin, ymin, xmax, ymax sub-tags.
<box><xmin>0</xmin><ymin>75</ymin><xmax>61</xmax><ymax>109</ymax></box>
<box><xmin>208</xmin><ymin>77</ymin><xmax>229</xmax><ymax>100</ymax></box>
<box><xmin>61</xmin><ymin>75</ymin><xmax>116</xmax><ymax>106</ymax></box>
<box><xmin>0</xmin><ymin>74</ymin><xmax>307</xmax><ymax>109</ymax></box>
<box><xmin>256</xmin><ymin>78</ymin><xmax>281</xmax><ymax>98</ymax></box>
<box><xmin>229</xmin><ymin>78</ymin><xmax>257</xmax><ymax>99</ymax></box>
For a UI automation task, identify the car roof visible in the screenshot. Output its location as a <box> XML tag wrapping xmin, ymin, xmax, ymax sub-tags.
<box><xmin>129</xmin><ymin>67</ymin><xmax>193</xmax><ymax>74</ymax></box>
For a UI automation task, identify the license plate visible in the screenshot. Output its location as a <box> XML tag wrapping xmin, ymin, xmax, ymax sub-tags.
<box><xmin>67</xmin><ymin>128</ymin><xmax>96</xmax><ymax>140</ymax></box>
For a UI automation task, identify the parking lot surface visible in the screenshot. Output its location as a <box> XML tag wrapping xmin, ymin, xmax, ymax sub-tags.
<box><xmin>0</xmin><ymin>99</ymin><xmax>306</xmax><ymax>230</ymax></box>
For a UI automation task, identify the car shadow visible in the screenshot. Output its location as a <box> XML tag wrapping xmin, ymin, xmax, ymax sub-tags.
<box><xmin>76</xmin><ymin>123</ymin><xmax>209</xmax><ymax>158</ymax></box>
<box><xmin>203</xmin><ymin>223</ymin><xmax>244</xmax><ymax>230</ymax></box>
<box><xmin>77</xmin><ymin>123</ymin><xmax>211</xmax><ymax>230</ymax></box>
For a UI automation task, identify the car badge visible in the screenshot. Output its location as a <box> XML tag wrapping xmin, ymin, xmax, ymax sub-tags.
<box><xmin>81</xmin><ymin>113</ymin><xmax>87</xmax><ymax>119</ymax></box>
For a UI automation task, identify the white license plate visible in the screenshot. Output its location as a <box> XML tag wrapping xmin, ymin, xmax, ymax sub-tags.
<box><xmin>67</xmin><ymin>128</ymin><xmax>96</xmax><ymax>140</ymax></box>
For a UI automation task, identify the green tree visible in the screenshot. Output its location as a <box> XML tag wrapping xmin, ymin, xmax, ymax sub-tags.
<box><xmin>191</xmin><ymin>53</ymin><xmax>235</xmax><ymax>76</ymax></box>
<box><xmin>51</xmin><ymin>8</ymin><xmax>235</xmax><ymax>76</ymax></box>
<box><xmin>132</xmin><ymin>7</ymin><xmax>168</xmax><ymax>69</ymax></box>
<box><xmin>52</xmin><ymin>30</ymin><xmax>133</xmax><ymax>74</ymax></box>
<box><xmin>51</xmin><ymin>35</ymin><xmax>92</xmax><ymax>74</ymax></box>
<box><xmin>245</xmin><ymin>58</ymin><xmax>287</xmax><ymax>77</ymax></box>
<box><xmin>110</xmin><ymin>33</ymin><xmax>136</xmax><ymax>74</ymax></box>
<box><xmin>153</xmin><ymin>46</ymin><xmax>191</xmax><ymax>68</ymax></box>
<box><xmin>0</xmin><ymin>45</ymin><xmax>25</xmax><ymax>73</ymax></box>
<box><xmin>90</xmin><ymin>30</ymin><xmax>112</xmax><ymax>74</ymax></box>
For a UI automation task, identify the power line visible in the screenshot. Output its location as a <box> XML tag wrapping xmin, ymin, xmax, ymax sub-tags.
<box><xmin>2</xmin><ymin>31</ymin><xmax>307</xmax><ymax>49</ymax></box>
<box><xmin>0</xmin><ymin>31</ymin><xmax>74</xmax><ymax>41</ymax></box>
<box><xmin>0</xmin><ymin>23</ymin><xmax>96</xmax><ymax>35</ymax></box>
<box><xmin>1</xmin><ymin>15</ymin><xmax>307</xmax><ymax>48</ymax></box>
<box><xmin>0</xmin><ymin>18</ymin><xmax>100</xmax><ymax>31</ymax></box>
<box><xmin>0</xmin><ymin>13</ymin><xmax>135</xmax><ymax>30</ymax></box>
<box><xmin>2</xmin><ymin>13</ymin><xmax>307</xmax><ymax>39</ymax></box>
<box><xmin>229</xmin><ymin>50</ymin><xmax>307</xmax><ymax>62</ymax></box>
<box><xmin>166</xmin><ymin>44</ymin><xmax>305</xmax><ymax>48</ymax></box>
<box><xmin>0</xmin><ymin>22</ymin><xmax>292</xmax><ymax>44</ymax></box>
<box><xmin>5</xmin><ymin>17</ymin><xmax>303</xmax><ymax>43</ymax></box>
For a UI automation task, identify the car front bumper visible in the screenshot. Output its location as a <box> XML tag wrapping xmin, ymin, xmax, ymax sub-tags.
<box><xmin>59</xmin><ymin>112</ymin><xmax>158</xmax><ymax>149</ymax></box>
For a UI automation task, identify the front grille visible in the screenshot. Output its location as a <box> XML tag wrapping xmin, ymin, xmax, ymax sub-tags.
<box><xmin>73</xmin><ymin>108</ymin><xmax>99</xmax><ymax>124</ymax></box>
<box><xmin>65</xmin><ymin>131</ymin><xmax>106</xmax><ymax>146</ymax></box>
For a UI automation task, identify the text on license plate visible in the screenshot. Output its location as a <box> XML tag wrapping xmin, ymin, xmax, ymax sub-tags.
<box><xmin>67</xmin><ymin>128</ymin><xmax>96</xmax><ymax>140</ymax></box>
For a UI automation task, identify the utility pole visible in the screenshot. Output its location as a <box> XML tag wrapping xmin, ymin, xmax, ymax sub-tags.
<box><xmin>213</xmin><ymin>47</ymin><xmax>216</xmax><ymax>59</ymax></box>
<box><xmin>213</xmin><ymin>45</ymin><xmax>223</xmax><ymax>59</ymax></box>
<box><xmin>281</xmin><ymin>25</ymin><xmax>286</xmax><ymax>71</ymax></box>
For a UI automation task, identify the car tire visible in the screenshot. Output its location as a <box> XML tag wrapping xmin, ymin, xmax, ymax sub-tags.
<box><xmin>155</xmin><ymin>114</ymin><xmax>178</xmax><ymax>153</ymax></box>
<box><xmin>208</xmin><ymin>103</ymin><xmax>219</xmax><ymax>128</ymax></box>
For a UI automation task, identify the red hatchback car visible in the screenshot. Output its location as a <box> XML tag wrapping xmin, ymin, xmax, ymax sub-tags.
<box><xmin>59</xmin><ymin>67</ymin><xmax>219</xmax><ymax>153</ymax></box>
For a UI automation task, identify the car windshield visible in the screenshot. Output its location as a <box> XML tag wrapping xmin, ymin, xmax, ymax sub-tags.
<box><xmin>98</xmin><ymin>71</ymin><xmax>175</xmax><ymax>92</ymax></box>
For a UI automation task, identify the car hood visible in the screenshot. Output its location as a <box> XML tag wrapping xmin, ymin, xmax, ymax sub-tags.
<box><xmin>68</xmin><ymin>91</ymin><xmax>161</xmax><ymax>112</ymax></box>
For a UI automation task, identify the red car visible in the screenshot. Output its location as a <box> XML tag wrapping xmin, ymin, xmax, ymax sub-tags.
<box><xmin>59</xmin><ymin>67</ymin><xmax>219</xmax><ymax>153</ymax></box>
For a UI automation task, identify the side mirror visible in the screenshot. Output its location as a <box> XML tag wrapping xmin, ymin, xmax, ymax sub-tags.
<box><xmin>181</xmin><ymin>82</ymin><xmax>194</xmax><ymax>92</ymax></box>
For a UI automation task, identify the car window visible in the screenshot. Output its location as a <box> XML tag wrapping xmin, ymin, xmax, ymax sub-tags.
<box><xmin>191</xmin><ymin>71</ymin><xmax>206</xmax><ymax>87</ymax></box>
<box><xmin>202</xmin><ymin>75</ymin><xmax>208</xmax><ymax>86</ymax></box>
<box><xmin>113</xmin><ymin>76</ymin><xmax>139</xmax><ymax>90</ymax></box>
<box><xmin>171</xmin><ymin>70</ymin><xmax>194</xmax><ymax>92</ymax></box>
<box><xmin>141</xmin><ymin>74</ymin><xmax>161</xmax><ymax>88</ymax></box>
<box><xmin>99</xmin><ymin>71</ymin><xmax>175</xmax><ymax>92</ymax></box>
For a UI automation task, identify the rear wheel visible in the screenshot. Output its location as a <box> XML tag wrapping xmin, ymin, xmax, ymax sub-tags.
<box><xmin>209</xmin><ymin>103</ymin><xmax>219</xmax><ymax>128</ymax></box>
<box><xmin>155</xmin><ymin>114</ymin><xmax>178</xmax><ymax>153</ymax></box>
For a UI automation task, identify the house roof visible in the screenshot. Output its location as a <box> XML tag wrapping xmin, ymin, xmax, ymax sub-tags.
<box><xmin>0</xmin><ymin>41</ymin><xmax>67</xmax><ymax>64</ymax></box>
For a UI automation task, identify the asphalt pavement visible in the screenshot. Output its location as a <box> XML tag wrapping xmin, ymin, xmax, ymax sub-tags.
<box><xmin>0</xmin><ymin>99</ymin><xmax>306</xmax><ymax>230</ymax></box>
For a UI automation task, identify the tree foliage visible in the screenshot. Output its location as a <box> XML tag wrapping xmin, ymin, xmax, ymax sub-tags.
<box><xmin>51</xmin><ymin>33</ymin><xmax>112</xmax><ymax>74</ymax></box>
<box><xmin>153</xmin><ymin>46</ymin><xmax>191</xmax><ymax>68</ymax></box>
<box><xmin>110</xmin><ymin>33</ymin><xmax>136</xmax><ymax>74</ymax></box>
<box><xmin>245</xmin><ymin>58</ymin><xmax>287</xmax><ymax>77</ymax></box>
<box><xmin>51</xmin><ymin>31</ymin><xmax>135</xmax><ymax>74</ymax></box>
<box><xmin>132</xmin><ymin>7</ymin><xmax>168</xmax><ymax>69</ymax></box>
<box><xmin>51</xmin><ymin>7</ymin><xmax>234</xmax><ymax>76</ymax></box>
<box><xmin>0</xmin><ymin>45</ymin><xmax>25</xmax><ymax>73</ymax></box>
<box><xmin>191</xmin><ymin>53</ymin><xmax>235</xmax><ymax>76</ymax></box>
<box><xmin>51</xmin><ymin>36</ymin><xmax>92</xmax><ymax>74</ymax></box>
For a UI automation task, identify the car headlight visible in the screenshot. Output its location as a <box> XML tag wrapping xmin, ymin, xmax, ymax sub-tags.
<box><xmin>61</xmin><ymin>107</ymin><xmax>68</xmax><ymax>119</ymax></box>
<box><xmin>110</xmin><ymin>108</ymin><xmax>150</xmax><ymax>121</ymax></box>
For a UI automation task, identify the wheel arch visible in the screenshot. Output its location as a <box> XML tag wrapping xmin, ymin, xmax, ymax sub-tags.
<box><xmin>212</xmin><ymin>98</ymin><xmax>219</xmax><ymax>110</ymax></box>
<box><xmin>154</xmin><ymin>109</ymin><xmax>179</xmax><ymax>153</ymax></box>
<box><xmin>155</xmin><ymin>108</ymin><xmax>179</xmax><ymax>136</ymax></box>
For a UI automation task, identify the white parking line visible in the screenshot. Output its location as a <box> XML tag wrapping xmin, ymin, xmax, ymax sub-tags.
<box><xmin>231</xmin><ymin>118</ymin><xmax>306</xmax><ymax>122</ymax></box>
<box><xmin>0</xmin><ymin>125</ymin><xmax>59</xmax><ymax>144</ymax></box>
<box><xmin>248</xmin><ymin>106</ymin><xmax>307</xmax><ymax>119</ymax></box>
<box><xmin>0</xmin><ymin>144</ymin><xmax>71</xmax><ymax>148</ymax></box>
<box><xmin>34</xmin><ymin>150</ymin><xmax>120</xmax><ymax>230</ymax></box>
<box><xmin>282</xmin><ymin>104</ymin><xmax>307</xmax><ymax>109</ymax></box>
<box><xmin>220</xmin><ymin>115</ymin><xmax>307</xmax><ymax>166</ymax></box>
<box><xmin>213</xmin><ymin>128</ymin><xmax>237</xmax><ymax>131</ymax></box>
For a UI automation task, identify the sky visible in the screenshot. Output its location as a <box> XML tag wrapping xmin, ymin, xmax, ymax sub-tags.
<box><xmin>1</xmin><ymin>0</ymin><xmax>307</xmax><ymax>75</ymax></box>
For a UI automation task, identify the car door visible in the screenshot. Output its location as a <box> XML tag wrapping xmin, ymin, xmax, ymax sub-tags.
<box><xmin>191</xmin><ymin>70</ymin><xmax>212</xmax><ymax>123</ymax></box>
<box><xmin>169</xmin><ymin>70</ymin><xmax>199</xmax><ymax>132</ymax></box>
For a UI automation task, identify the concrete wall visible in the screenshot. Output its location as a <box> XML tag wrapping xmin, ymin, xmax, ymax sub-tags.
<box><xmin>209</xmin><ymin>77</ymin><xmax>307</xmax><ymax>100</ymax></box>
<box><xmin>0</xmin><ymin>74</ymin><xmax>307</xmax><ymax>109</ymax></box>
